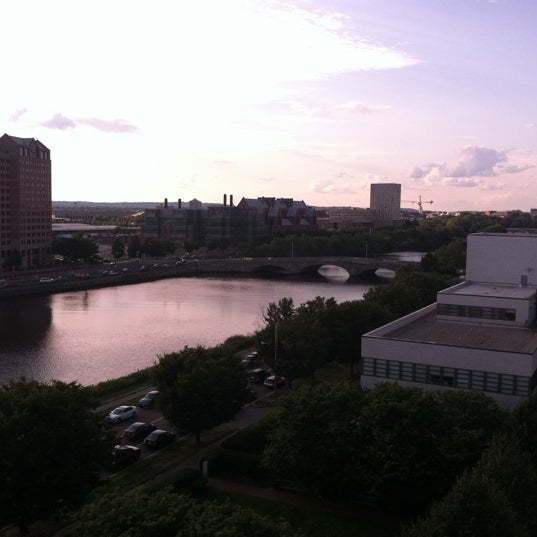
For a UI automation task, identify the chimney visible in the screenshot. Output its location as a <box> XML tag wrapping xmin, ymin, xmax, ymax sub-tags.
<box><xmin>178</xmin><ymin>198</ymin><xmax>181</xmax><ymax>209</ymax></box>
<box><xmin>230</xmin><ymin>194</ymin><xmax>234</xmax><ymax>206</ymax></box>
<box><xmin>223</xmin><ymin>194</ymin><xmax>227</xmax><ymax>206</ymax></box>
<box><xmin>164</xmin><ymin>198</ymin><xmax>168</xmax><ymax>209</ymax></box>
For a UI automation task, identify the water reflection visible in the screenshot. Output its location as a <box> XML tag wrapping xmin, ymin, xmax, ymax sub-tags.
<box><xmin>0</xmin><ymin>275</ymin><xmax>374</xmax><ymax>386</ymax></box>
<box><xmin>0</xmin><ymin>296</ymin><xmax>52</xmax><ymax>348</ymax></box>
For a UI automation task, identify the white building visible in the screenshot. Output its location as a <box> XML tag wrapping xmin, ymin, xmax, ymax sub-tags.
<box><xmin>361</xmin><ymin>233</ymin><xmax>537</xmax><ymax>409</ymax></box>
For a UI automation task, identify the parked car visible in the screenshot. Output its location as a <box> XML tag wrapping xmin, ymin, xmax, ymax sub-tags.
<box><xmin>123</xmin><ymin>421</ymin><xmax>156</xmax><ymax>441</ymax></box>
<box><xmin>107</xmin><ymin>405</ymin><xmax>137</xmax><ymax>423</ymax></box>
<box><xmin>144</xmin><ymin>429</ymin><xmax>176</xmax><ymax>449</ymax></box>
<box><xmin>263</xmin><ymin>375</ymin><xmax>286</xmax><ymax>389</ymax></box>
<box><xmin>241</xmin><ymin>354</ymin><xmax>256</xmax><ymax>367</ymax></box>
<box><xmin>107</xmin><ymin>444</ymin><xmax>141</xmax><ymax>471</ymax></box>
<box><xmin>248</xmin><ymin>368</ymin><xmax>271</xmax><ymax>384</ymax></box>
<box><xmin>138</xmin><ymin>390</ymin><xmax>159</xmax><ymax>408</ymax></box>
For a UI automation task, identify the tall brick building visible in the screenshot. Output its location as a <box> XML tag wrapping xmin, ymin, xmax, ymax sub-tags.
<box><xmin>0</xmin><ymin>134</ymin><xmax>52</xmax><ymax>270</ymax></box>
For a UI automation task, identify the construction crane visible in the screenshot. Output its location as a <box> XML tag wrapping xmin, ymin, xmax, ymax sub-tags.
<box><xmin>403</xmin><ymin>195</ymin><xmax>433</xmax><ymax>214</ymax></box>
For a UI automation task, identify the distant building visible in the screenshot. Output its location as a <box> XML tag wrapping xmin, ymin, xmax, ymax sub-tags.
<box><xmin>362</xmin><ymin>232</ymin><xmax>537</xmax><ymax>409</ymax></box>
<box><xmin>142</xmin><ymin>195</ymin><xmax>317</xmax><ymax>248</ymax></box>
<box><xmin>316</xmin><ymin>206</ymin><xmax>373</xmax><ymax>231</ymax></box>
<box><xmin>370</xmin><ymin>183</ymin><xmax>401</xmax><ymax>227</ymax></box>
<box><xmin>0</xmin><ymin>134</ymin><xmax>52</xmax><ymax>270</ymax></box>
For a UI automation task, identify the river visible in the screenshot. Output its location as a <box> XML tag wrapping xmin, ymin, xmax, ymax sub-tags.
<box><xmin>0</xmin><ymin>274</ymin><xmax>376</xmax><ymax>386</ymax></box>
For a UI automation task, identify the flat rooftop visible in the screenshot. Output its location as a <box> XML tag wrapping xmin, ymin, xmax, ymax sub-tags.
<box><xmin>439</xmin><ymin>281</ymin><xmax>537</xmax><ymax>300</ymax></box>
<box><xmin>381</xmin><ymin>308</ymin><xmax>537</xmax><ymax>354</ymax></box>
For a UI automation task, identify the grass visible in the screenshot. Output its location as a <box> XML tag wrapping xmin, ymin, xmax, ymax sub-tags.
<box><xmin>202</xmin><ymin>488</ymin><xmax>400</xmax><ymax>537</ymax></box>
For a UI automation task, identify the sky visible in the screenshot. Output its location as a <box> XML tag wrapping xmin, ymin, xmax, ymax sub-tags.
<box><xmin>2</xmin><ymin>0</ymin><xmax>536</xmax><ymax>212</ymax></box>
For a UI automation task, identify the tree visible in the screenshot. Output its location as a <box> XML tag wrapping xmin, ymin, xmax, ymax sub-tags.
<box><xmin>355</xmin><ymin>383</ymin><xmax>503</xmax><ymax>513</ymax></box>
<box><xmin>77</xmin><ymin>487</ymin><xmax>302</xmax><ymax>537</ymax></box>
<box><xmin>127</xmin><ymin>235</ymin><xmax>142</xmax><ymax>258</ymax></box>
<box><xmin>401</xmin><ymin>473</ymin><xmax>529</xmax><ymax>537</ymax></box>
<box><xmin>153</xmin><ymin>346</ymin><xmax>253</xmax><ymax>444</ymax></box>
<box><xmin>262</xmin><ymin>382</ymin><xmax>367</xmax><ymax>498</ymax></box>
<box><xmin>111</xmin><ymin>238</ymin><xmax>125</xmax><ymax>259</ymax></box>
<box><xmin>141</xmin><ymin>238</ymin><xmax>176</xmax><ymax>257</ymax></box>
<box><xmin>256</xmin><ymin>297</ymin><xmax>337</xmax><ymax>386</ymax></box>
<box><xmin>0</xmin><ymin>380</ymin><xmax>112</xmax><ymax>534</ymax></box>
<box><xmin>324</xmin><ymin>299</ymin><xmax>392</xmax><ymax>376</ymax></box>
<box><xmin>77</xmin><ymin>486</ymin><xmax>194</xmax><ymax>537</ymax></box>
<box><xmin>52</xmin><ymin>236</ymin><xmax>99</xmax><ymax>261</ymax></box>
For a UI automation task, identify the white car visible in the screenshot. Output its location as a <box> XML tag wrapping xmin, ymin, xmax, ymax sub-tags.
<box><xmin>263</xmin><ymin>375</ymin><xmax>286</xmax><ymax>389</ymax></box>
<box><xmin>107</xmin><ymin>405</ymin><xmax>137</xmax><ymax>423</ymax></box>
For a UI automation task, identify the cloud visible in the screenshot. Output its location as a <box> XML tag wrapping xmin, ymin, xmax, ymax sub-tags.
<box><xmin>332</xmin><ymin>101</ymin><xmax>390</xmax><ymax>115</ymax></box>
<box><xmin>77</xmin><ymin>117</ymin><xmax>138</xmax><ymax>133</ymax></box>
<box><xmin>448</xmin><ymin>146</ymin><xmax>506</xmax><ymax>177</ymax></box>
<box><xmin>311</xmin><ymin>177</ymin><xmax>356</xmax><ymax>194</ymax></box>
<box><xmin>40</xmin><ymin>113</ymin><xmax>76</xmax><ymax>130</ymax></box>
<box><xmin>409</xmin><ymin>146</ymin><xmax>534</xmax><ymax>188</ymax></box>
<box><xmin>39</xmin><ymin>113</ymin><xmax>138</xmax><ymax>133</ymax></box>
<box><xmin>9</xmin><ymin>108</ymin><xmax>28</xmax><ymax>122</ymax></box>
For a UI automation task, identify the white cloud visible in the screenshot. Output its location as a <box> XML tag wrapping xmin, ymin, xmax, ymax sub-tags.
<box><xmin>409</xmin><ymin>146</ymin><xmax>534</xmax><ymax>188</ymax></box>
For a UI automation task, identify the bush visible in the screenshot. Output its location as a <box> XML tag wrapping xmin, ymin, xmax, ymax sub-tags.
<box><xmin>211</xmin><ymin>448</ymin><xmax>268</xmax><ymax>483</ymax></box>
<box><xmin>221</xmin><ymin>414</ymin><xmax>277</xmax><ymax>454</ymax></box>
<box><xmin>173</xmin><ymin>467</ymin><xmax>207</xmax><ymax>495</ymax></box>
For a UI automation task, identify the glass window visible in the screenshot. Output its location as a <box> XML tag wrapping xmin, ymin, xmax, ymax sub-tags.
<box><xmin>362</xmin><ymin>358</ymin><xmax>374</xmax><ymax>376</ymax></box>
<box><xmin>471</xmin><ymin>371</ymin><xmax>484</xmax><ymax>390</ymax></box>
<box><xmin>388</xmin><ymin>361</ymin><xmax>400</xmax><ymax>379</ymax></box>
<box><xmin>375</xmin><ymin>359</ymin><xmax>387</xmax><ymax>378</ymax></box>
<box><xmin>500</xmin><ymin>375</ymin><xmax>514</xmax><ymax>394</ymax></box>
<box><xmin>415</xmin><ymin>364</ymin><xmax>427</xmax><ymax>382</ymax></box>
<box><xmin>485</xmin><ymin>372</ymin><xmax>499</xmax><ymax>393</ymax></box>
<box><xmin>401</xmin><ymin>362</ymin><xmax>414</xmax><ymax>381</ymax></box>
<box><xmin>457</xmin><ymin>369</ymin><xmax>470</xmax><ymax>388</ymax></box>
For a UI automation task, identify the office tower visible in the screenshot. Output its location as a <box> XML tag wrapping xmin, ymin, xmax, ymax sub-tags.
<box><xmin>0</xmin><ymin>134</ymin><xmax>52</xmax><ymax>270</ymax></box>
<box><xmin>370</xmin><ymin>183</ymin><xmax>401</xmax><ymax>227</ymax></box>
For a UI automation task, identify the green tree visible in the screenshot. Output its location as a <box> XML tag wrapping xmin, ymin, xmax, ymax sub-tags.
<box><xmin>52</xmin><ymin>236</ymin><xmax>99</xmax><ymax>261</ymax></box>
<box><xmin>142</xmin><ymin>238</ymin><xmax>176</xmax><ymax>257</ymax></box>
<box><xmin>262</xmin><ymin>382</ymin><xmax>367</xmax><ymax>498</ymax></box>
<box><xmin>153</xmin><ymin>346</ymin><xmax>253</xmax><ymax>444</ymax></box>
<box><xmin>325</xmin><ymin>300</ymin><xmax>392</xmax><ymax>376</ymax></box>
<box><xmin>0</xmin><ymin>380</ymin><xmax>112</xmax><ymax>534</ymax></box>
<box><xmin>401</xmin><ymin>473</ymin><xmax>529</xmax><ymax>537</ymax></box>
<box><xmin>111</xmin><ymin>238</ymin><xmax>125</xmax><ymax>259</ymax></box>
<box><xmin>356</xmin><ymin>384</ymin><xmax>503</xmax><ymax>513</ymax></box>
<box><xmin>127</xmin><ymin>235</ymin><xmax>142</xmax><ymax>258</ymax></box>
<box><xmin>77</xmin><ymin>487</ymin><xmax>301</xmax><ymax>537</ymax></box>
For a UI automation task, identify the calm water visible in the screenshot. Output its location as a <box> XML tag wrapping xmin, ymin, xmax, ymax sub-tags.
<box><xmin>0</xmin><ymin>275</ymin><xmax>374</xmax><ymax>386</ymax></box>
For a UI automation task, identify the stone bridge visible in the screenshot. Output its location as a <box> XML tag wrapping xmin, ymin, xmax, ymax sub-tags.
<box><xmin>196</xmin><ymin>256</ymin><xmax>412</xmax><ymax>278</ymax></box>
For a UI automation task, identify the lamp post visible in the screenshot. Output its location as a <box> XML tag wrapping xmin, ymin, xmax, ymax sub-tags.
<box><xmin>273</xmin><ymin>322</ymin><xmax>278</xmax><ymax>397</ymax></box>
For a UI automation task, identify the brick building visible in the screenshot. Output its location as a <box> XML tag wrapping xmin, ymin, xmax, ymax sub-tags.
<box><xmin>0</xmin><ymin>134</ymin><xmax>52</xmax><ymax>270</ymax></box>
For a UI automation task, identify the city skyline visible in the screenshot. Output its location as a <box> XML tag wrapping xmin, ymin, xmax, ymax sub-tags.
<box><xmin>2</xmin><ymin>0</ymin><xmax>536</xmax><ymax>212</ymax></box>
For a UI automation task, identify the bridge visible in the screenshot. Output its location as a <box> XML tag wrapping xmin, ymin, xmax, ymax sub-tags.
<box><xmin>195</xmin><ymin>256</ymin><xmax>413</xmax><ymax>279</ymax></box>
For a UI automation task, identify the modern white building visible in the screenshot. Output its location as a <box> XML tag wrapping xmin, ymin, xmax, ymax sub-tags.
<box><xmin>361</xmin><ymin>233</ymin><xmax>537</xmax><ymax>409</ymax></box>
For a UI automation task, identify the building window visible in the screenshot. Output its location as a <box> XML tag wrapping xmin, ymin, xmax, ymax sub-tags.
<box><xmin>437</xmin><ymin>303</ymin><xmax>516</xmax><ymax>322</ymax></box>
<box><xmin>361</xmin><ymin>357</ymin><xmax>530</xmax><ymax>397</ymax></box>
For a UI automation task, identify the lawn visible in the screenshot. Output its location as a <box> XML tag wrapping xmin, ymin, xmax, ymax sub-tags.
<box><xmin>203</xmin><ymin>488</ymin><xmax>400</xmax><ymax>537</ymax></box>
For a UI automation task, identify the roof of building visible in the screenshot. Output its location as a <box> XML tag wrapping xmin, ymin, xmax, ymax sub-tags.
<box><xmin>380</xmin><ymin>308</ymin><xmax>537</xmax><ymax>354</ymax></box>
<box><xmin>2</xmin><ymin>134</ymin><xmax>49</xmax><ymax>150</ymax></box>
<box><xmin>439</xmin><ymin>282</ymin><xmax>537</xmax><ymax>300</ymax></box>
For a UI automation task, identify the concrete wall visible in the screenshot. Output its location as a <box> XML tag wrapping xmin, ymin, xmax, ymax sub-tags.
<box><xmin>467</xmin><ymin>233</ymin><xmax>537</xmax><ymax>286</ymax></box>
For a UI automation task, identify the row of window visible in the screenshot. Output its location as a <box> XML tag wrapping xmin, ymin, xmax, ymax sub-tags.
<box><xmin>437</xmin><ymin>303</ymin><xmax>516</xmax><ymax>321</ymax></box>
<box><xmin>362</xmin><ymin>357</ymin><xmax>531</xmax><ymax>397</ymax></box>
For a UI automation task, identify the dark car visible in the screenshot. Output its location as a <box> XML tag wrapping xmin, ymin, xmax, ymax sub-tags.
<box><xmin>123</xmin><ymin>421</ymin><xmax>156</xmax><ymax>441</ymax></box>
<box><xmin>138</xmin><ymin>390</ymin><xmax>159</xmax><ymax>409</ymax></box>
<box><xmin>107</xmin><ymin>444</ymin><xmax>141</xmax><ymax>471</ymax></box>
<box><xmin>144</xmin><ymin>429</ymin><xmax>176</xmax><ymax>449</ymax></box>
<box><xmin>248</xmin><ymin>368</ymin><xmax>271</xmax><ymax>384</ymax></box>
